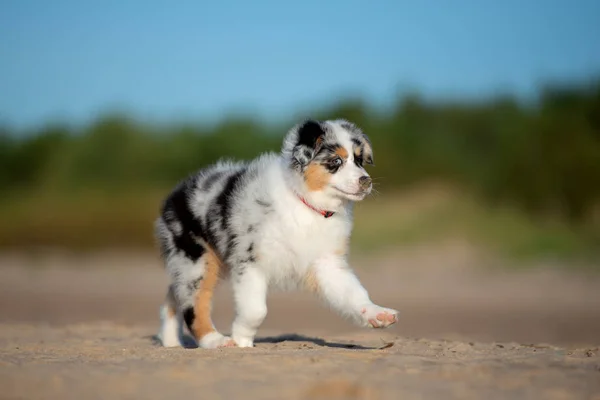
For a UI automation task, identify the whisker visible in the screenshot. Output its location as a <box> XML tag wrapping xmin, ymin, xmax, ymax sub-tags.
<box><xmin>369</xmin><ymin>188</ymin><xmax>382</xmax><ymax>198</ymax></box>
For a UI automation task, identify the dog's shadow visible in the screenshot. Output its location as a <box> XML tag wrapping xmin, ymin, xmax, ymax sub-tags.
<box><xmin>149</xmin><ymin>333</ymin><xmax>375</xmax><ymax>350</ymax></box>
<box><xmin>255</xmin><ymin>333</ymin><xmax>375</xmax><ymax>349</ymax></box>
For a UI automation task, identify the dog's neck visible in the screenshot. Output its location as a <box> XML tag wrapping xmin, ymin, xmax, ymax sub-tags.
<box><xmin>282</xmin><ymin>164</ymin><xmax>347</xmax><ymax>216</ymax></box>
<box><xmin>295</xmin><ymin>190</ymin><xmax>343</xmax><ymax>217</ymax></box>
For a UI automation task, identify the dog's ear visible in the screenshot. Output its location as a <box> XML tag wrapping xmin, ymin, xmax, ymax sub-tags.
<box><xmin>361</xmin><ymin>132</ymin><xmax>374</xmax><ymax>166</ymax></box>
<box><xmin>338</xmin><ymin>119</ymin><xmax>374</xmax><ymax>166</ymax></box>
<box><xmin>291</xmin><ymin>120</ymin><xmax>325</xmax><ymax>169</ymax></box>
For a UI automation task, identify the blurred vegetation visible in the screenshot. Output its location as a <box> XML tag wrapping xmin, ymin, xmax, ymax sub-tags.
<box><xmin>0</xmin><ymin>78</ymin><xmax>599</xmax><ymax>263</ymax></box>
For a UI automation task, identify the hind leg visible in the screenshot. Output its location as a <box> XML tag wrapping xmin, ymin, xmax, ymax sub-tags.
<box><xmin>168</xmin><ymin>248</ymin><xmax>234</xmax><ymax>349</ymax></box>
<box><xmin>158</xmin><ymin>285</ymin><xmax>184</xmax><ymax>347</ymax></box>
<box><xmin>187</xmin><ymin>248</ymin><xmax>236</xmax><ymax>349</ymax></box>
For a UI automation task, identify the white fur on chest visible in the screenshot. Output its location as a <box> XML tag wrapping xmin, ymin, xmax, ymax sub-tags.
<box><xmin>257</xmin><ymin>176</ymin><xmax>351</xmax><ymax>288</ymax></box>
<box><xmin>259</xmin><ymin>217</ymin><xmax>349</xmax><ymax>289</ymax></box>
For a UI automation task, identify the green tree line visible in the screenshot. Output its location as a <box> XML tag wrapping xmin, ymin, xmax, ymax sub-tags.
<box><xmin>1</xmin><ymin>78</ymin><xmax>599</xmax><ymax>225</ymax></box>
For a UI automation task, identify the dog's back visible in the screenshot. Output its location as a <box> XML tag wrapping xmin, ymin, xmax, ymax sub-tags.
<box><xmin>155</xmin><ymin>160</ymin><xmax>250</xmax><ymax>265</ymax></box>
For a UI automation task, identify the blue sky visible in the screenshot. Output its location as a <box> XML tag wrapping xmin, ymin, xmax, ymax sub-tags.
<box><xmin>1</xmin><ymin>0</ymin><xmax>599</xmax><ymax>130</ymax></box>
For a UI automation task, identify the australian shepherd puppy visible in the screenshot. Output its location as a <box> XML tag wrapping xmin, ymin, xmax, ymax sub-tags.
<box><xmin>155</xmin><ymin>119</ymin><xmax>399</xmax><ymax>349</ymax></box>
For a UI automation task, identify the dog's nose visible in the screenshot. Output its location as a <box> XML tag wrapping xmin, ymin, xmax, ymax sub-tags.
<box><xmin>359</xmin><ymin>176</ymin><xmax>372</xmax><ymax>189</ymax></box>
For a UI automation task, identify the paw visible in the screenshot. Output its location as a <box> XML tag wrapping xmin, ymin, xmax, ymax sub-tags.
<box><xmin>360</xmin><ymin>304</ymin><xmax>399</xmax><ymax>328</ymax></box>
<box><xmin>159</xmin><ymin>333</ymin><xmax>182</xmax><ymax>348</ymax></box>
<box><xmin>198</xmin><ymin>331</ymin><xmax>236</xmax><ymax>349</ymax></box>
<box><xmin>232</xmin><ymin>336</ymin><xmax>255</xmax><ymax>348</ymax></box>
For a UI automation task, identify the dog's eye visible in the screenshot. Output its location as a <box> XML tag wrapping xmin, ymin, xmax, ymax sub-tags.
<box><xmin>331</xmin><ymin>157</ymin><xmax>342</xmax><ymax>167</ymax></box>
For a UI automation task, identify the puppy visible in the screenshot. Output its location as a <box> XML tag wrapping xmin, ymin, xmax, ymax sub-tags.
<box><xmin>155</xmin><ymin>119</ymin><xmax>399</xmax><ymax>348</ymax></box>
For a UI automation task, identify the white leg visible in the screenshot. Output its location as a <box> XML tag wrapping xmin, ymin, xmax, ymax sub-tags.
<box><xmin>231</xmin><ymin>268</ymin><xmax>268</xmax><ymax>348</ymax></box>
<box><xmin>158</xmin><ymin>304</ymin><xmax>184</xmax><ymax>347</ymax></box>
<box><xmin>312</xmin><ymin>254</ymin><xmax>399</xmax><ymax>328</ymax></box>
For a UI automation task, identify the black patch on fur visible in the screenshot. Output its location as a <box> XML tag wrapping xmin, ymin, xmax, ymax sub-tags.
<box><xmin>175</xmin><ymin>234</ymin><xmax>205</xmax><ymax>262</ymax></box>
<box><xmin>216</xmin><ymin>170</ymin><xmax>246</xmax><ymax>226</ymax></box>
<box><xmin>351</xmin><ymin>138</ymin><xmax>362</xmax><ymax>148</ymax></box>
<box><xmin>354</xmin><ymin>156</ymin><xmax>364</xmax><ymax>167</ymax></box>
<box><xmin>161</xmin><ymin>178</ymin><xmax>207</xmax><ymax>262</ymax></box>
<box><xmin>296</xmin><ymin>120</ymin><xmax>325</xmax><ymax>149</ymax></box>
<box><xmin>183</xmin><ymin>307</ymin><xmax>195</xmax><ymax>331</ymax></box>
<box><xmin>213</xmin><ymin>168</ymin><xmax>247</xmax><ymax>258</ymax></box>
<box><xmin>247</xmin><ymin>225</ymin><xmax>254</xmax><ymax>233</ymax></box>
<box><xmin>290</xmin><ymin>120</ymin><xmax>327</xmax><ymax>171</ymax></box>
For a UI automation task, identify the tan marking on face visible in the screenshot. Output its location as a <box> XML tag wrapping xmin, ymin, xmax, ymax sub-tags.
<box><xmin>354</xmin><ymin>146</ymin><xmax>362</xmax><ymax>159</ymax></box>
<box><xmin>335</xmin><ymin>146</ymin><xmax>349</xmax><ymax>159</ymax></box>
<box><xmin>191</xmin><ymin>247</ymin><xmax>223</xmax><ymax>340</ymax></box>
<box><xmin>304</xmin><ymin>163</ymin><xmax>331</xmax><ymax>191</ymax></box>
<box><xmin>303</xmin><ymin>267</ymin><xmax>320</xmax><ymax>293</ymax></box>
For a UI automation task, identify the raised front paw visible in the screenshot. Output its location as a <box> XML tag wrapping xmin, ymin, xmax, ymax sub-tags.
<box><xmin>360</xmin><ymin>304</ymin><xmax>399</xmax><ymax>328</ymax></box>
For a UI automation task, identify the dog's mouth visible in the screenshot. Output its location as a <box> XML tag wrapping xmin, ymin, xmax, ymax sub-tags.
<box><xmin>332</xmin><ymin>186</ymin><xmax>370</xmax><ymax>200</ymax></box>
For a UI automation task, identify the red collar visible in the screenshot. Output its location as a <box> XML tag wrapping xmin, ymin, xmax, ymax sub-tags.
<box><xmin>296</xmin><ymin>195</ymin><xmax>335</xmax><ymax>218</ymax></box>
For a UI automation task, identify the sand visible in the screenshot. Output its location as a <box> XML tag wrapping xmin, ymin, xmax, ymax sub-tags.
<box><xmin>0</xmin><ymin>245</ymin><xmax>599</xmax><ymax>399</ymax></box>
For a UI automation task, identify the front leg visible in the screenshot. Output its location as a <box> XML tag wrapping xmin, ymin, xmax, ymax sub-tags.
<box><xmin>308</xmin><ymin>254</ymin><xmax>399</xmax><ymax>328</ymax></box>
<box><xmin>231</xmin><ymin>267</ymin><xmax>268</xmax><ymax>348</ymax></box>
